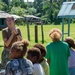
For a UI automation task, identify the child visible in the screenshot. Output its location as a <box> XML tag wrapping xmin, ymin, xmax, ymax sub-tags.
<box><xmin>27</xmin><ymin>47</ymin><xmax>45</xmax><ymax>75</ymax></box>
<box><xmin>5</xmin><ymin>39</ymin><xmax>33</xmax><ymax>75</ymax></box>
<box><xmin>33</xmin><ymin>43</ymin><xmax>49</xmax><ymax>75</ymax></box>
<box><xmin>45</xmin><ymin>28</ymin><xmax>70</xmax><ymax>75</ymax></box>
<box><xmin>64</xmin><ymin>37</ymin><xmax>75</xmax><ymax>75</ymax></box>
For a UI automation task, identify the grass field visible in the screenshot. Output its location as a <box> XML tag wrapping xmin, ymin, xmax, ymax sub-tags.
<box><xmin>0</xmin><ymin>24</ymin><xmax>75</xmax><ymax>60</ymax></box>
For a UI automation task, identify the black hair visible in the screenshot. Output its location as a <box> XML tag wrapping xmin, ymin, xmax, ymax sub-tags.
<box><xmin>27</xmin><ymin>47</ymin><xmax>41</xmax><ymax>61</ymax></box>
<box><xmin>33</xmin><ymin>43</ymin><xmax>46</xmax><ymax>56</ymax></box>
<box><xmin>64</xmin><ymin>37</ymin><xmax>75</xmax><ymax>49</ymax></box>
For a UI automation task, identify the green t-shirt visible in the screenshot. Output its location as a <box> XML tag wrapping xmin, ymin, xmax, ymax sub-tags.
<box><xmin>45</xmin><ymin>40</ymin><xmax>70</xmax><ymax>75</ymax></box>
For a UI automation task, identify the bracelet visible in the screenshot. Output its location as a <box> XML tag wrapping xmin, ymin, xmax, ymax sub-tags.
<box><xmin>16</xmin><ymin>33</ymin><xmax>19</xmax><ymax>36</ymax></box>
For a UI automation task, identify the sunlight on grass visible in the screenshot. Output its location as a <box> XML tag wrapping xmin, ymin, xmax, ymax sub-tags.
<box><xmin>0</xmin><ymin>24</ymin><xmax>75</xmax><ymax>60</ymax></box>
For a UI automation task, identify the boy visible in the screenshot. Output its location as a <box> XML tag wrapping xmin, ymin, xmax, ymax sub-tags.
<box><xmin>33</xmin><ymin>43</ymin><xmax>49</xmax><ymax>75</ymax></box>
<box><xmin>27</xmin><ymin>47</ymin><xmax>45</xmax><ymax>75</ymax></box>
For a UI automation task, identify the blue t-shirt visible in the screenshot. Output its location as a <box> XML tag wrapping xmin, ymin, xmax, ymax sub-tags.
<box><xmin>5</xmin><ymin>58</ymin><xmax>33</xmax><ymax>75</ymax></box>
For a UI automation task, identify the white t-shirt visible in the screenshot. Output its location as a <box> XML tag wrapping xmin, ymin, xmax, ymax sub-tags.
<box><xmin>33</xmin><ymin>63</ymin><xmax>45</xmax><ymax>75</ymax></box>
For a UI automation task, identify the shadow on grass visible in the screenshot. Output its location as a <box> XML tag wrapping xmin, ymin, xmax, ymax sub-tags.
<box><xmin>0</xmin><ymin>45</ymin><xmax>4</xmax><ymax>47</ymax></box>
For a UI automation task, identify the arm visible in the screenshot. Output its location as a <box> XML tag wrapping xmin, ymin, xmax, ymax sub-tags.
<box><xmin>13</xmin><ymin>28</ymin><xmax>22</xmax><ymax>41</ymax></box>
<box><xmin>2</xmin><ymin>29</ymin><xmax>15</xmax><ymax>47</ymax></box>
<box><xmin>16</xmin><ymin>28</ymin><xmax>22</xmax><ymax>41</ymax></box>
<box><xmin>16</xmin><ymin>35</ymin><xmax>22</xmax><ymax>41</ymax></box>
<box><xmin>44</xmin><ymin>58</ymin><xmax>50</xmax><ymax>75</ymax></box>
<box><xmin>47</xmin><ymin>59</ymin><xmax>50</xmax><ymax>65</ymax></box>
<box><xmin>45</xmin><ymin>45</ymin><xmax>50</xmax><ymax>65</ymax></box>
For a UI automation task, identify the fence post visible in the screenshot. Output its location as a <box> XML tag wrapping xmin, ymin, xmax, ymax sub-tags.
<box><xmin>41</xmin><ymin>22</ymin><xmax>44</xmax><ymax>43</ymax></box>
<box><xmin>27</xmin><ymin>21</ymin><xmax>30</xmax><ymax>41</ymax></box>
<box><xmin>35</xmin><ymin>24</ymin><xmax>38</xmax><ymax>42</ymax></box>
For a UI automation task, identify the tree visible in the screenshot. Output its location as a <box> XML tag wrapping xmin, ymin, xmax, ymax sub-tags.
<box><xmin>27</xmin><ymin>7</ymin><xmax>36</xmax><ymax>15</ymax></box>
<box><xmin>10</xmin><ymin>6</ymin><xmax>27</xmax><ymax>16</ymax></box>
<box><xmin>33</xmin><ymin>0</ymin><xmax>43</xmax><ymax>16</ymax></box>
<box><xmin>2</xmin><ymin>0</ymin><xmax>9</xmax><ymax>5</ymax></box>
<box><xmin>0</xmin><ymin>0</ymin><xmax>7</xmax><ymax>11</ymax></box>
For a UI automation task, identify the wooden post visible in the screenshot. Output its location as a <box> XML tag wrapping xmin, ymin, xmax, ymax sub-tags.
<box><xmin>68</xmin><ymin>18</ymin><xmax>70</xmax><ymax>36</ymax></box>
<box><xmin>62</xmin><ymin>18</ymin><xmax>64</xmax><ymax>41</ymax></box>
<box><xmin>41</xmin><ymin>21</ymin><xmax>44</xmax><ymax>43</ymax></box>
<box><xmin>27</xmin><ymin>21</ymin><xmax>30</xmax><ymax>41</ymax></box>
<box><xmin>35</xmin><ymin>24</ymin><xmax>38</xmax><ymax>42</ymax></box>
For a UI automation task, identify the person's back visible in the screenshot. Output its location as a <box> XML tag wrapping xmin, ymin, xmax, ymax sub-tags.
<box><xmin>46</xmin><ymin>40</ymin><xmax>70</xmax><ymax>75</ymax></box>
<box><xmin>45</xmin><ymin>28</ymin><xmax>70</xmax><ymax>75</ymax></box>
<box><xmin>33</xmin><ymin>63</ymin><xmax>45</xmax><ymax>75</ymax></box>
<box><xmin>5</xmin><ymin>58</ymin><xmax>33</xmax><ymax>75</ymax></box>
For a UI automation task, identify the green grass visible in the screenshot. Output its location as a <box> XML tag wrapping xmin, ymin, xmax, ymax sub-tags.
<box><xmin>0</xmin><ymin>24</ymin><xmax>75</xmax><ymax>60</ymax></box>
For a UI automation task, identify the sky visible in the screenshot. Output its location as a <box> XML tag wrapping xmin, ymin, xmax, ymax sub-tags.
<box><xmin>24</xmin><ymin>0</ymin><xmax>34</xmax><ymax>2</ymax></box>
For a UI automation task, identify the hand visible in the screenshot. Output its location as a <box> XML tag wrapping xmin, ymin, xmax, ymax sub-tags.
<box><xmin>11</xmin><ymin>30</ymin><xmax>15</xmax><ymax>36</ymax></box>
<box><xmin>11</xmin><ymin>28</ymin><xmax>18</xmax><ymax>35</ymax></box>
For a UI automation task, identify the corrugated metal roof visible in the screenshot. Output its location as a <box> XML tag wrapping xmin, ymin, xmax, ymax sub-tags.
<box><xmin>24</xmin><ymin>15</ymin><xmax>41</xmax><ymax>22</ymax></box>
<box><xmin>24</xmin><ymin>15</ymin><xmax>40</xmax><ymax>19</ymax></box>
<box><xmin>0</xmin><ymin>10</ymin><xmax>22</xmax><ymax>19</ymax></box>
<box><xmin>0</xmin><ymin>11</ymin><xmax>11</xmax><ymax>18</ymax></box>
<box><xmin>57</xmin><ymin>2</ymin><xmax>75</xmax><ymax>18</ymax></box>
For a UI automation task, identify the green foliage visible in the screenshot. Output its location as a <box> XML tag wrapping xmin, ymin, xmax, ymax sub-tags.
<box><xmin>0</xmin><ymin>0</ymin><xmax>69</xmax><ymax>24</ymax></box>
<box><xmin>41</xmin><ymin>15</ymin><xmax>50</xmax><ymax>24</ymax></box>
<box><xmin>27</xmin><ymin>7</ymin><xmax>36</xmax><ymax>15</ymax></box>
<box><xmin>10</xmin><ymin>6</ymin><xmax>27</xmax><ymax>16</ymax></box>
<box><xmin>0</xmin><ymin>1</ymin><xmax>7</xmax><ymax>11</ymax></box>
<box><xmin>2</xmin><ymin>0</ymin><xmax>9</xmax><ymax>5</ymax></box>
<box><xmin>15</xmin><ymin>18</ymin><xmax>25</xmax><ymax>26</ymax></box>
<box><xmin>35</xmin><ymin>13</ymin><xmax>41</xmax><ymax>17</ymax></box>
<box><xmin>34</xmin><ymin>0</ymin><xmax>43</xmax><ymax>16</ymax></box>
<box><xmin>11</xmin><ymin>0</ymin><xmax>23</xmax><ymax>7</ymax></box>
